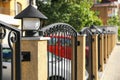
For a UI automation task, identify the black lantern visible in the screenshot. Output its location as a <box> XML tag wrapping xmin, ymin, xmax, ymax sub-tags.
<box><xmin>14</xmin><ymin>0</ymin><xmax>48</xmax><ymax>37</ymax></box>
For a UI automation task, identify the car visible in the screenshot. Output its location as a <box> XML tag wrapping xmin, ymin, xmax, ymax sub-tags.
<box><xmin>48</xmin><ymin>35</ymin><xmax>72</xmax><ymax>60</ymax></box>
<box><xmin>48</xmin><ymin>36</ymin><xmax>89</xmax><ymax>80</ymax></box>
<box><xmin>2</xmin><ymin>44</ymin><xmax>11</xmax><ymax>80</ymax></box>
<box><xmin>48</xmin><ymin>36</ymin><xmax>90</xmax><ymax>60</ymax></box>
<box><xmin>48</xmin><ymin>52</ymin><xmax>89</xmax><ymax>80</ymax></box>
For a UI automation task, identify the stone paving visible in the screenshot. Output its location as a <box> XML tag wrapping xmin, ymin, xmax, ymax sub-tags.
<box><xmin>101</xmin><ymin>43</ymin><xmax>120</xmax><ymax>80</ymax></box>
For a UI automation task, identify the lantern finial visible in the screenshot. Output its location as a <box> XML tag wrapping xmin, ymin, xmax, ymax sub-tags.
<box><xmin>29</xmin><ymin>0</ymin><xmax>33</xmax><ymax>5</ymax></box>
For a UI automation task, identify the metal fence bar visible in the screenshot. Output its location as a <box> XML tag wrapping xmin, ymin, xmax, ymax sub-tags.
<box><xmin>0</xmin><ymin>21</ymin><xmax>21</xmax><ymax>80</ymax></box>
<box><xmin>0</xmin><ymin>43</ymin><xmax>2</xmax><ymax>80</ymax></box>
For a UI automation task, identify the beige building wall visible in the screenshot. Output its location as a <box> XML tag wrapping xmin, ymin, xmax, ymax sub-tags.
<box><xmin>0</xmin><ymin>0</ymin><xmax>30</xmax><ymax>16</ymax></box>
<box><xmin>16</xmin><ymin>0</ymin><xmax>29</xmax><ymax>9</ymax></box>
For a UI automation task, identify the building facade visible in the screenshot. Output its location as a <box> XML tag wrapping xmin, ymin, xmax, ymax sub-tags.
<box><xmin>0</xmin><ymin>0</ymin><xmax>37</xmax><ymax>26</ymax></box>
<box><xmin>92</xmin><ymin>0</ymin><xmax>120</xmax><ymax>25</ymax></box>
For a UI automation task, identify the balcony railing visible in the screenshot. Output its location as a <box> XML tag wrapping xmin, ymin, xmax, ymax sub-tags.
<box><xmin>0</xmin><ymin>7</ymin><xmax>15</xmax><ymax>16</ymax></box>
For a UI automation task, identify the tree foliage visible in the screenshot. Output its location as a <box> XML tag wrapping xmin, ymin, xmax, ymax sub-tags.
<box><xmin>107</xmin><ymin>15</ymin><xmax>120</xmax><ymax>26</ymax></box>
<box><xmin>107</xmin><ymin>15</ymin><xmax>120</xmax><ymax>40</ymax></box>
<box><xmin>36</xmin><ymin>0</ymin><xmax>102</xmax><ymax>31</ymax></box>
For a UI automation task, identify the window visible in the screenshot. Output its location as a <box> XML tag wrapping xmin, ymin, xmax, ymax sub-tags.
<box><xmin>16</xmin><ymin>2</ymin><xmax>22</xmax><ymax>15</ymax></box>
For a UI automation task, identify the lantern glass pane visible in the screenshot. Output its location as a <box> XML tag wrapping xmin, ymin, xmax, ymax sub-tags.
<box><xmin>23</xmin><ymin>18</ymin><xmax>40</xmax><ymax>30</ymax></box>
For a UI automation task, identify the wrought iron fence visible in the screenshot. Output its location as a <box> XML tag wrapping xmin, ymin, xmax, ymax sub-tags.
<box><xmin>41</xmin><ymin>23</ymin><xmax>78</xmax><ymax>80</ymax></box>
<box><xmin>0</xmin><ymin>21</ymin><xmax>21</xmax><ymax>80</ymax></box>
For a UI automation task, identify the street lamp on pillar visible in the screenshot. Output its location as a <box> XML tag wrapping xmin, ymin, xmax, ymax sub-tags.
<box><xmin>14</xmin><ymin>0</ymin><xmax>48</xmax><ymax>37</ymax></box>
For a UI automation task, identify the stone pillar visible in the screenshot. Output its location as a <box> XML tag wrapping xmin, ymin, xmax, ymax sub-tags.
<box><xmin>92</xmin><ymin>34</ymin><xmax>98</xmax><ymax>80</ymax></box>
<box><xmin>77</xmin><ymin>35</ymin><xmax>86</xmax><ymax>80</ymax></box>
<box><xmin>99</xmin><ymin>34</ymin><xmax>104</xmax><ymax>71</ymax></box>
<box><xmin>21</xmin><ymin>37</ymin><xmax>49</xmax><ymax>80</ymax></box>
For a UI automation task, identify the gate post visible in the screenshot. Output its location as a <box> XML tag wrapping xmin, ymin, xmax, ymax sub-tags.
<box><xmin>110</xmin><ymin>33</ymin><xmax>112</xmax><ymax>54</ymax></box>
<box><xmin>111</xmin><ymin>33</ymin><xmax>114</xmax><ymax>52</ymax></box>
<box><xmin>107</xmin><ymin>34</ymin><xmax>111</xmax><ymax>57</ymax></box>
<box><xmin>113</xmin><ymin>33</ymin><xmax>116</xmax><ymax>47</ymax></box>
<box><xmin>21</xmin><ymin>37</ymin><xmax>49</xmax><ymax>80</ymax></box>
<box><xmin>112</xmin><ymin>33</ymin><xmax>116</xmax><ymax>50</ymax></box>
<box><xmin>99</xmin><ymin>34</ymin><xmax>104</xmax><ymax>71</ymax></box>
<box><xmin>104</xmin><ymin>34</ymin><xmax>107</xmax><ymax>63</ymax></box>
<box><xmin>92</xmin><ymin>34</ymin><xmax>98</xmax><ymax>80</ymax></box>
<box><xmin>77</xmin><ymin>34</ymin><xmax>86</xmax><ymax>80</ymax></box>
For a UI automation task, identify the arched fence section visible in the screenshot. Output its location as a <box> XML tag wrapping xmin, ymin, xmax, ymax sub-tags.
<box><xmin>41</xmin><ymin>23</ymin><xmax>78</xmax><ymax>80</ymax></box>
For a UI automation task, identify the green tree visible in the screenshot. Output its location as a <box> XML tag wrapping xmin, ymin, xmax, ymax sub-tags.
<box><xmin>107</xmin><ymin>15</ymin><xmax>120</xmax><ymax>26</ymax></box>
<box><xmin>36</xmin><ymin>0</ymin><xmax>102</xmax><ymax>31</ymax></box>
<box><xmin>107</xmin><ymin>15</ymin><xmax>120</xmax><ymax>40</ymax></box>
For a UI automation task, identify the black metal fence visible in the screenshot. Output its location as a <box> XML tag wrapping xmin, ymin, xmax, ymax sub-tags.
<box><xmin>0</xmin><ymin>20</ymin><xmax>117</xmax><ymax>80</ymax></box>
<box><xmin>41</xmin><ymin>23</ymin><xmax>78</xmax><ymax>80</ymax></box>
<box><xmin>0</xmin><ymin>21</ymin><xmax>21</xmax><ymax>80</ymax></box>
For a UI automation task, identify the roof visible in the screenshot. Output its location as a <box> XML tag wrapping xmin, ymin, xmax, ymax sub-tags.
<box><xmin>93</xmin><ymin>2</ymin><xmax>118</xmax><ymax>7</ymax></box>
<box><xmin>14</xmin><ymin>4</ymin><xmax>48</xmax><ymax>20</ymax></box>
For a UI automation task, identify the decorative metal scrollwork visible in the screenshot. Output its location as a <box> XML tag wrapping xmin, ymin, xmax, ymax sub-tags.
<box><xmin>8</xmin><ymin>31</ymin><xmax>17</xmax><ymax>51</ymax></box>
<box><xmin>0</xmin><ymin>21</ymin><xmax>21</xmax><ymax>80</ymax></box>
<box><xmin>41</xmin><ymin>23</ymin><xmax>78</xmax><ymax>37</ymax></box>
<box><xmin>0</xmin><ymin>26</ymin><xmax>6</xmax><ymax>39</ymax></box>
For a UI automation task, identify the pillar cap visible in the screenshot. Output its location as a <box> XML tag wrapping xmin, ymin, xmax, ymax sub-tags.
<box><xmin>78</xmin><ymin>34</ymin><xmax>86</xmax><ymax>36</ymax></box>
<box><xmin>22</xmin><ymin>37</ymin><xmax>50</xmax><ymax>41</ymax></box>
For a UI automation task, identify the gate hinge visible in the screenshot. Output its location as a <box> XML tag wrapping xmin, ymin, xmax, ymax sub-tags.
<box><xmin>77</xmin><ymin>41</ymin><xmax>80</xmax><ymax>46</ymax></box>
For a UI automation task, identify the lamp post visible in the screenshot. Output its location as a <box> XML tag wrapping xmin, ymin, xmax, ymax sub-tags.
<box><xmin>14</xmin><ymin>0</ymin><xmax>48</xmax><ymax>37</ymax></box>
